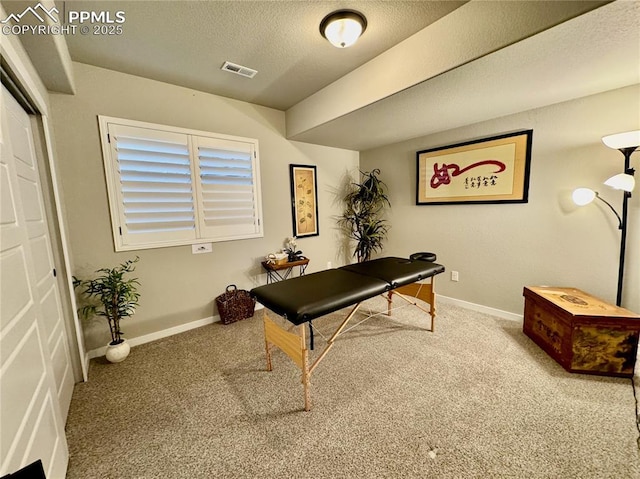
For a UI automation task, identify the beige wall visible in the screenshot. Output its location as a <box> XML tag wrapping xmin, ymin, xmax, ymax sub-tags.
<box><xmin>361</xmin><ymin>85</ymin><xmax>640</xmax><ymax>315</ymax></box>
<box><xmin>49</xmin><ymin>62</ymin><xmax>359</xmax><ymax>350</ymax></box>
<box><xmin>48</xmin><ymin>62</ymin><xmax>640</xmax><ymax>348</ymax></box>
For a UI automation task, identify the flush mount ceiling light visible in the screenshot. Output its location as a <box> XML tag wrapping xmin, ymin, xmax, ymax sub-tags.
<box><xmin>320</xmin><ymin>10</ymin><xmax>367</xmax><ymax>48</ymax></box>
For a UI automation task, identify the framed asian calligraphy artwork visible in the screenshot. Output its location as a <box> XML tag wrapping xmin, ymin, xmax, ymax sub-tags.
<box><xmin>416</xmin><ymin>130</ymin><xmax>533</xmax><ymax>205</ymax></box>
<box><xmin>289</xmin><ymin>164</ymin><xmax>319</xmax><ymax>237</ymax></box>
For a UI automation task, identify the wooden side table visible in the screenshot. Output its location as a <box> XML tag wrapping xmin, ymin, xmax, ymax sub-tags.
<box><xmin>261</xmin><ymin>258</ymin><xmax>309</xmax><ymax>284</ymax></box>
<box><xmin>523</xmin><ymin>286</ymin><xmax>640</xmax><ymax>377</ymax></box>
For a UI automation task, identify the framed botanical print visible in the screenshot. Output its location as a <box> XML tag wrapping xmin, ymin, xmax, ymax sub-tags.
<box><xmin>289</xmin><ymin>164</ymin><xmax>319</xmax><ymax>237</ymax></box>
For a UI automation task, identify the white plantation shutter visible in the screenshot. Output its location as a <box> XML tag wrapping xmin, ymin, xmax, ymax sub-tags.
<box><xmin>194</xmin><ymin>136</ymin><xmax>261</xmax><ymax>240</ymax></box>
<box><xmin>107</xmin><ymin>124</ymin><xmax>196</xmax><ymax>248</ymax></box>
<box><xmin>99</xmin><ymin>117</ymin><xmax>263</xmax><ymax>251</ymax></box>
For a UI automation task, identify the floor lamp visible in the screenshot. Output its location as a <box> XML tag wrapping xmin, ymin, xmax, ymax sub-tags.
<box><xmin>572</xmin><ymin>130</ymin><xmax>639</xmax><ymax>307</ymax></box>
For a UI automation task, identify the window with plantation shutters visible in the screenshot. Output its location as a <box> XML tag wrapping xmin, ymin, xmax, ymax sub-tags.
<box><xmin>194</xmin><ymin>136</ymin><xmax>261</xmax><ymax>240</ymax></box>
<box><xmin>98</xmin><ymin>116</ymin><xmax>263</xmax><ymax>251</ymax></box>
<box><xmin>109</xmin><ymin>124</ymin><xmax>197</xmax><ymax>247</ymax></box>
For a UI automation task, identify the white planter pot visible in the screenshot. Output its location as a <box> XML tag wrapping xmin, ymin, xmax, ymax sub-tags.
<box><xmin>105</xmin><ymin>339</ymin><xmax>130</xmax><ymax>363</ymax></box>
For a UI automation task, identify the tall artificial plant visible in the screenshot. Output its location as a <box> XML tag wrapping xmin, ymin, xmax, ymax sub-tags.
<box><xmin>74</xmin><ymin>257</ymin><xmax>140</xmax><ymax>345</ymax></box>
<box><xmin>339</xmin><ymin>169</ymin><xmax>391</xmax><ymax>263</ymax></box>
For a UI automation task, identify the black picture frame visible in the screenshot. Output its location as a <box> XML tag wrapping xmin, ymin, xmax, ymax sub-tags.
<box><xmin>289</xmin><ymin>164</ymin><xmax>319</xmax><ymax>237</ymax></box>
<box><xmin>416</xmin><ymin>130</ymin><xmax>533</xmax><ymax>205</ymax></box>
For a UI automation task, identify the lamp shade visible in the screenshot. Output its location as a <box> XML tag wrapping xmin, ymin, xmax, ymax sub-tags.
<box><xmin>572</xmin><ymin>188</ymin><xmax>596</xmax><ymax>206</ymax></box>
<box><xmin>604</xmin><ymin>173</ymin><xmax>636</xmax><ymax>192</ymax></box>
<box><xmin>320</xmin><ymin>10</ymin><xmax>367</xmax><ymax>48</ymax></box>
<box><xmin>602</xmin><ymin>130</ymin><xmax>640</xmax><ymax>150</ymax></box>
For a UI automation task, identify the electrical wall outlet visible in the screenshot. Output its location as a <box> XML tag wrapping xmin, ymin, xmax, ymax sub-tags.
<box><xmin>451</xmin><ymin>270</ymin><xmax>459</xmax><ymax>282</ymax></box>
<box><xmin>192</xmin><ymin>243</ymin><xmax>212</xmax><ymax>254</ymax></box>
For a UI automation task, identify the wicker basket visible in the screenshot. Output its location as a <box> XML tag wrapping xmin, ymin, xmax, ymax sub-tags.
<box><xmin>215</xmin><ymin>284</ymin><xmax>256</xmax><ymax>325</ymax></box>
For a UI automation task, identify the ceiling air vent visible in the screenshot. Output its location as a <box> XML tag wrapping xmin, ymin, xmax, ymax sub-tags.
<box><xmin>221</xmin><ymin>61</ymin><xmax>257</xmax><ymax>79</ymax></box>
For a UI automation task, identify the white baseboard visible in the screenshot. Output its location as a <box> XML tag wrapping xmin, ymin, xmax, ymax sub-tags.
<box><xmin>86</xmin><ymin>304</ymin><xmax>265</xmax><ymax>360</ymax></box>
<box><xmin>87</xmin><ymin>316</ymin><xmax>215</xmax><ymax>359</ymax></box>
<box><xmin>437</xmin><ymin>294</ymin><xmax>523</xmax><ymax>322</ymax></box>
<box><xmin>86</xmin><ymin>298</ymin><xmax>518</xmax><ymax>360</ymax></box>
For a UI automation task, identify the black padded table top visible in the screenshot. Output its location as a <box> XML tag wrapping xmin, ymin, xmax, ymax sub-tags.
<box><xmin>340</xmin><ymin>257</ymin><xmax>445</xmax><ymax>289</ymax></box>
<box><xmin>251</xmin><ymin>268</ymin><xmax>388</xmax><ymax>325</ymax></box>
<box><xmin>251</xmin><ymin>257</ymin><xmax>445</xmax><ymax>325</ymax></box>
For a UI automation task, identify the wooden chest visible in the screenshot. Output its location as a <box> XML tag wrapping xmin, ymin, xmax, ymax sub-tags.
<box><xmin>523</xmin><ymin>286</ymin><xmax>640</xmax><ymax>378</ymax></box>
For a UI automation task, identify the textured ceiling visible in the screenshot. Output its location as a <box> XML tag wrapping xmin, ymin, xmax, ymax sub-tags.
<box><xmin>290</xmin><ymin>0</ymin><xmax>640</xmax><ymax>150</ymax></box>
<box><xmin>4</xmin><ymin>0</ymin><xmax>634</xmax><ymax>151</ymax></box>
<box><xmin>62</xmin><ymin>0</ymin><xmax>466</xmax><ymax>111</ymax></box>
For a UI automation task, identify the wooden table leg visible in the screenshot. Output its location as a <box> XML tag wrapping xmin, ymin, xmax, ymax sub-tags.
<box><xmin>263</xmin><ymin>310</ymin><xmax>272</xmax><ymax>372</ymax></box>
<box><xmin>300</xmin><ymin>324</ymin><xmax>311</xmax><ymax>411</ymax></box>
<box><xmin>391</xmin><ymin>280</ymin><xmax>437</xmax><ymax>332</ymax></box>
<box><xmin>430</xmin><ymin>277</ymin><xmax>437</xmax><ymax>332</ymax></box>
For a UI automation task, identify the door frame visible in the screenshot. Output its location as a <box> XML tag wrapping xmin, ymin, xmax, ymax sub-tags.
<box><xmin>1</xmin><ymin>26</ymin><xmax>88</xmax><ymax>381</ymax></box>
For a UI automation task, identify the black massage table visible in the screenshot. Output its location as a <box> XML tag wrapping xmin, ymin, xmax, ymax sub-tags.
<box><xmin>250</xmin><ymin>254</ymin><xmax>445</xmax><ymax>411</ymax></box>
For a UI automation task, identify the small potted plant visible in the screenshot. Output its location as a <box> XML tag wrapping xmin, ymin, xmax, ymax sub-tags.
<box><xmin>283</xmin><ymin>237</ymin><xmax>303</xmax><ymax>262</ymax></box>
<box><xmin>74</xmin><ymin>257</ymin><xmax>140</xmax><ymax>363</ymax></box>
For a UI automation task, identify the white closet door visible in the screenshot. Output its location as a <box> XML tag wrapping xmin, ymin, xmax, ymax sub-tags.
<box><xmin>1</xmin><ymin>85</ymin><xmax>69</xmax><ymax>477</ymax></box>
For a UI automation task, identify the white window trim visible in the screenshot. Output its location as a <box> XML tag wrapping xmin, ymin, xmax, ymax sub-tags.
<box><xmin>98</xmin><ymin>116</ymin><xmax>263</xmax><ymax>251</ymax></box>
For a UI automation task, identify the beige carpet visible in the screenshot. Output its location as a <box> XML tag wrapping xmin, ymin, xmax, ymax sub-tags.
<box><xmin>65</xmin><ymin>298</ymin><xmax>640</xmax><ymax>478</ymax></box>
